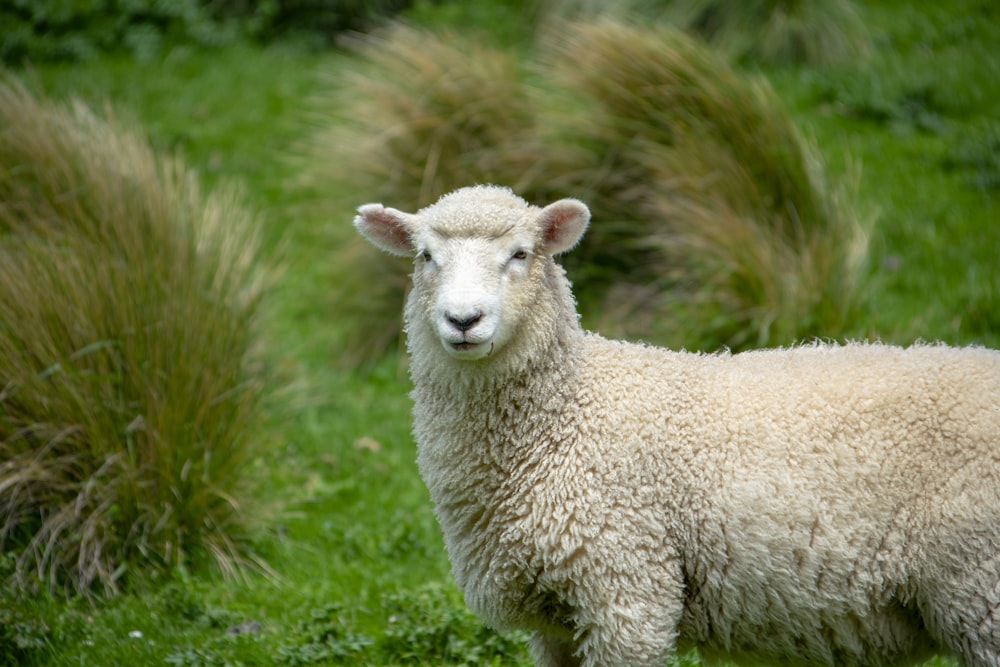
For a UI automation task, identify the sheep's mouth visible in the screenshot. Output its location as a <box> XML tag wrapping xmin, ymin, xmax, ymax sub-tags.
<box><xmin>444</xmin><ymin>338</ymin><xmax>494</xmax><ymax>359</ymax></box>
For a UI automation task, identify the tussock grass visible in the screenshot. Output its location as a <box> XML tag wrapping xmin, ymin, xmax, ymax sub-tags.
<box><xmin>0</xmin><ymin>78</ymin><xmax>272</xmax><ymax>596</ymax></box>
<box><xmin>545</xmin><ymin>20</ymin><xmax>868</xmax><ymax>348</ymax></box>
<box><xmin>307</xmin><ymin>18</ymin><xmax>868</xmax><ymax>358</ymax></box>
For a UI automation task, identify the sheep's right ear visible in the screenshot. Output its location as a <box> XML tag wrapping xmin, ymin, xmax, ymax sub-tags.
<box><xmin>354</xmin><ymin>204</ymin><xmax>418</xmax><ymax>257</ymax></box>
<box><xmin>538</xmin><ymin>198</ymin><xmax>590</xmax><ymax>255</ymax></box>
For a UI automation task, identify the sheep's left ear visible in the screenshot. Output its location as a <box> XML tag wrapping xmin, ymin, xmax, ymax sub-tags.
<box><xmin>354</xmin><ymin>204</ymin><xmax>418</xmax><ymax>257</ymax></box>
<box><xmin>537</xmin><ymin>198</ymin><xmax>590</xmax><ymax>255</ymax></box>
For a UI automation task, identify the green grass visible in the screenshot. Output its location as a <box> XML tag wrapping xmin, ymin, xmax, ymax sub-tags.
<box><xmin>2</xmin><ymin>0</ymin><xmax>997</xmax><ymax>665</ymax></box>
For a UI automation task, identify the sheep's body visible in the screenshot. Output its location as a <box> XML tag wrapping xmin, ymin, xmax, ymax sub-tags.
<box><xmin>354</xmin><ymin>185</ymin><xmax>1000</xmax><ymax>667</ymax></box>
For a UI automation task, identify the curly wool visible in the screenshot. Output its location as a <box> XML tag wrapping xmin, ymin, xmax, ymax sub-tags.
<box><xmin>356</xmin><ymin>185</ymin><xmax>1000</xmax><ymax>667</ymax></box>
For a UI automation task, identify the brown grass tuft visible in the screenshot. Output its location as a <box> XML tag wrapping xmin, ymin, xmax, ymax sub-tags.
<box><xmin>543</xmin><ymin>20</ymin><xmax>868</xmax><ymax>347</ymax></box>
<box><xmin>0</xmin><ymin>77</ymin><xmax>273</xmax><ymax>596</ymax></box>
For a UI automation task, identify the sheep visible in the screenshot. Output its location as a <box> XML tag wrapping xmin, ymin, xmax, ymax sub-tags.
<box><xmin>353</xmin><ymin>184</ymin><xmax>1000</xmax><ymax>667</ymax></box>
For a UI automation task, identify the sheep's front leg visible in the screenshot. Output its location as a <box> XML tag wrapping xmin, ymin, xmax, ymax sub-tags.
<box><xmin>575</xmin><ymin>607</ymin><xmax>678</xmax><ymax>667</ymax></box>
<box><xmin>531</xmin><ymin>631</ymin><xmax>582</xmax><ymax>667</ymax></box>
<box><xmin>571</xmin><ymin>557</ymin><xmax>685</xmax><ymax>667</ymax></box>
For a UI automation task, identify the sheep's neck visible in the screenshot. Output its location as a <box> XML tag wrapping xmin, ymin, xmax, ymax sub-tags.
<box><xmin>412</xmin><ymin>314</ymin><xmax>582</xmax><ymax>513</ymax></box>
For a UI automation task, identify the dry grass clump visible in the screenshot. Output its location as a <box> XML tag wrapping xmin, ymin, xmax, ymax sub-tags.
<box><xmin>314</xmin><ymin>22</ymin><xmax>536</xmax><ymax>211</ymax></box>
<box><xmin>545</xmin><ymin>20</ymin><xmax>867</xmax><ymax>348</ymax></box>
<box><xmin>0</xmin><ymin>78</ymin><xmax>271</xmax><ymax>596</ymax></box>
<box><xmin>305</xmin><ymin>18</ymin><xmax>868</xmax><ymax>360</ymax></box>
<box><xmin>666</xmin><ymin>0</ymin><xmax>871</xmax><ymax>66</ymax></box>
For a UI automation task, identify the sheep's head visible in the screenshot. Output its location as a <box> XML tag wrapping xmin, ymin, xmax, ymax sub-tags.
<box><xmin>354</xmin><ymin>186</ymin><xmax>589</xmax><ymax>362</ymax></box>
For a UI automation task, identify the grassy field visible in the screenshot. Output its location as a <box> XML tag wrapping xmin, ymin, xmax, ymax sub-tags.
<box><xmin>3</xmin><ymin>0</ymin><xmax>998</xmax><ymax>665</ymax></box>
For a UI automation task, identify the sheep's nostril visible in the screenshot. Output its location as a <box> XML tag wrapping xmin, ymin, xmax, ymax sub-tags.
<box><xmin>447</xmin><ymin>311</ymin><xmax>483</xmax><ymax>333</ymax></box>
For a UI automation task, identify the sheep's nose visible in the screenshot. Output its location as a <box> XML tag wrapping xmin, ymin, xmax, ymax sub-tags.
<box><xmin>447</xmin><ymin>311</ymin><xmax>482</xmax><ymax>332</ymax></box>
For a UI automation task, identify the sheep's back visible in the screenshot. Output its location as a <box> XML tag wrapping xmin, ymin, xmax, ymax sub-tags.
<box><xmin>578</xmin><ymin>339</ymin><xmax>1000</xmax><ymax>503</ymax></box>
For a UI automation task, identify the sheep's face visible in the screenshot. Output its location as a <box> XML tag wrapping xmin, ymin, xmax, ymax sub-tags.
<box><xmin>414</xmin><ymin>233</ymin><xmax>533</xmax><ymax>360</ymax></box>
<box><xmin>354</xmin><ymin>186</ymin><xmax>589</xmax><ymax>362</ymax></box>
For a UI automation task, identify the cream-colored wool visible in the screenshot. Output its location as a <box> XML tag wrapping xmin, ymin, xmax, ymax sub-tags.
<box><xmin>354</xmin><ymin>185</ymin><xmax>1000</xmax><ymax>667</ymax></box>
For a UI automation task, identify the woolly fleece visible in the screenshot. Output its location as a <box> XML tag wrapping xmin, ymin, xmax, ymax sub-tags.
<box><xmin>354</xmin><ymin>185</ymin><xmax>1000</xmax><ymax>667</ymax></box>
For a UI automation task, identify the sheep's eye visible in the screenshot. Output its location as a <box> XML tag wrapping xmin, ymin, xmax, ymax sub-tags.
<box><xmin>421</xmin><ymin>250</ymin><xmax>432</xmax><ymax>262</ymax></box>
<box><xmin>511</xmin><ymin>249</ymin><xmax>528</xmax><ymax>261</ymax></box>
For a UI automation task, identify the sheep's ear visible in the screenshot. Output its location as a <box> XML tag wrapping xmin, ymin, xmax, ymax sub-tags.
<box><xmin>538</xmin><ymin>198</ymin><xmax>590</xmax><ymax>255</ymax></box>
<box><xmin>354</xmin><ymin>204</ymin><xmax>418</xmax><ymax>257</ymax></box>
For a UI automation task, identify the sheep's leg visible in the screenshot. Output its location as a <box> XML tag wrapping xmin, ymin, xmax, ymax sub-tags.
<box><xmin>921</xmin><ymin>547</ymin><xmax>1000</xmax><ymax>667</ymax></box>
<box><xmin>530</xmin><ymin>631</ymin><xmax>582</xmax><ymax>667</ymax></box>
<box><xmin>528</xmin><ymin>602</ymin><xmax>677</xmax><ymax>667</ymax></box>
<box><xmin>569</xmin><ymin>567</ymin><xmax>684</xmax><ymax>667</ymax></box>
<box><xmin>926</xmin><ymin>589</ymin><xmax>1000</xmax><ymax>667</ymax></box>
<box><xmin>574</xmin><ymin>608</ymin><xmax>678</xmax><ymax>667</ymax></box>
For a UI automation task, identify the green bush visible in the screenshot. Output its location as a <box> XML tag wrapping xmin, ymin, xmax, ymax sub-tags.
<box><xmin>0</xmin><ymin>78</ymin><xmax>273</xmax><ymax>596</ymax></box>
<box><xmin>251</xmin><ymin>0</ymin><xmax>414</xmax><ymax>45</ymax></box>
<box><xmin>657</xmin><ymin>0</ymin><xmax>871</xmax><ymax>66</ymax></box>
<box><xmin>0</xmin><ymin>0</ymin><xmax>229</xmax><ymax>64</ymax></box>
<box><xmin>0</xmin><ymin>0</ymin><xmax>413</xmax><ymax>65</ymax></box>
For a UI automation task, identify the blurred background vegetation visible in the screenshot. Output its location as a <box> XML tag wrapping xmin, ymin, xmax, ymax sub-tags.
<box><xmin>1</xmin><ymin>0</ymin><xmax>997</xmax><ymax>665</ymax></box>
<box><xmin>0</xmin><ymin>0</ymin><xmax>415</xmax><ymax>63</ymax></box>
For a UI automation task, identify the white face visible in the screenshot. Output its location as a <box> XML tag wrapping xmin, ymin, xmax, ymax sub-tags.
<box><xmin>354</xmin><ymin>188</ymin><xmax>591</xmax><ymax>364</ymax></box>
<box><xmin>415</xmin><ymin>232</ymin><xmax>535</xmax><ymax>361</ymax></box>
